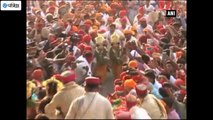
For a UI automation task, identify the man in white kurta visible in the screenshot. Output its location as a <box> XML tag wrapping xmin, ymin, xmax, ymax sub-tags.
<box><xmin>65</xmin><ymin>77</ymin><xmax>114</xmax><ymax>119</ymax></box>
<box><xmin>135</xmin><ymin>83</ymin><xmax>167</xmax><ymax>119</ymax></box>
<box><xmin>130</xmin><ymin>106</ymin><xmax>152</xmax><ymax>119</ymax></box>
<box><xmin>45</xmin><ymin>70</ymin><xmax>85</xmax><ymax>119</ymax></box>
<box><xmin>74</xmin><ymin>46</ymin><xmax>94</xmax><ymax>85</ymax></box>
<box><xmin>126</xmin><ymin>94</ymin><xmax>151</xmax><ymax>119</ymax></box>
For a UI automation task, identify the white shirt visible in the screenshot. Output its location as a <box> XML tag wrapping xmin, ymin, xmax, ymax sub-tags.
<box><xmin>130</xmin><ymin>106</ymin><xmax>151</xmax><ymax>119</ymax></box>
<box><xmin>153</xmin><ymin>68</ymin><xmax>161</xmax><ymax>76</ymax></box>
<box><xmin>41</xmin><ymin>11</ymin><xmax>46</xmax><ymax>19</ymax></box>
<box><xmin>170</xmin><ymin>75</ymin><xmax>176</xmax><ymax>84</ymax></box>
<box><xmin>153</xmin><ymin>79</ymin><xmax>162</xmax><ymax>90</ymax></box>
<box><xmin>74</xmin><ymin>55</ymin><xmax>93</xmax><ymax>85</ymax></box>
<box><xmin>65</xmin><ymin>92</ymin><xmax>114</xmax><ymax>119</ymax></box>
<box><xmin>145</xmin><ymin>4</ymin><xmax>155</xmax><ymax>14</ymax></box>
<box><xmin>130</xmin><ymin>50</ymin><xmax>141</xmax><ymax>58</ymax></box>
<box><xmin>76</xmin><ymin>55</ymin><xmax>92</xmax><ymax>77</ymax></box>
<box><xmin>102</xmin><ymin>13</ymin><xmax>109</xmax><ymax>24</ymax></box>
<box><xmin>143</xmin><ymin>63</ymin><xmax>151</xmax><ymax>71</ymax></box>
<box><xmin>64</xmin><ymin>24</ymin><xmax>71</xmax><ymax>35</ymax></box>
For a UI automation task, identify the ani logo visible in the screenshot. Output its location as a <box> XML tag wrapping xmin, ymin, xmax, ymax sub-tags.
<box><xmin>166</xmin><ymin>10</ymin><xmax>176</xmax><ymax>17</ymax></box>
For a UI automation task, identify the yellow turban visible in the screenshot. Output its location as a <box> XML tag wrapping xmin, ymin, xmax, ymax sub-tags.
<box><xmin>123</xmin><ymin>29</ymin><xmax>135</xmax><ymax>35</ymax></box>
<box><xmin>95</xmin><ymin>34</ymin><xmax>105</xmax><ymax>44</ymax></box>
<box><xmin>111</xmin><ymin>33</ymin><xmax>120</xmax><ymax>43</ymax></box>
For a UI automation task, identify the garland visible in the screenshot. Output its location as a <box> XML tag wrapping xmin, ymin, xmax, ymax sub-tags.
<box><xmin>27</xmin><ymin>80</ymin><xmax>36</xmax><ymax>99</ymax></box>
<box><xmin>42</xmin><ymin>77</ymin><xmax>64</xmax><ymax>91</ymax></box>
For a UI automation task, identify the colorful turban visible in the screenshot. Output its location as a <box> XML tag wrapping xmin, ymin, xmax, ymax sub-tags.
<box><xmin>124</xmin><ymin>79</ymin><xmax>137</xmax><ymax>89</ymax></box>
<box><xmin>85</xmin><ymin>76</ymin><xmax>101</xmax><ymax>85</ymax></box>
<box><xmin>120</xmin><ymin>17</ymin><xmax>127</xmax><ymax>23</ymax></box>
<box><xmin>138</xmin><ymin>6</ymin><xmax>144</xmax><ymax>14</ymax></box>
<box><xmin>176</xmin><ymin>51</ymin><xmax>183</xmax><ymax>59</ymax></box>
<box><xmin>111</xmin><ymin>33</ymin><xmax>120</xmax><ymax>43</ymax></box>
<box><xmin>175</xmin><ymin>79</ymin><xmax>186</xmax><ymax>87</ymax></box>
<box><xmin>120</xmin><ymin>72</ymin><xmax>127</xmax><ymax>80</ymax></box>
<box><xmin>83</xmin><ymin>34</ymin><xmax>92</xmax><ymax>43</ymax></box>
<box><xmin>84</xmin><ymin>19</ymin><xmax>93</xmax><ymax>26</ymax></box>
<box><xmin>128</xmin><ymin>60</ymin><xmax>138</xmax><ymax>69</ymax></box>
<box><xmin>114</xmin><ymin>85</ymin><xmax>124</xmax><ymax>92</ymax></box>
<box><xmin>83</xmin><ymin>45</ymin><xmax>93</xmax><ymax>54</ymax></box>
<box><xmin>135</xmin><ymin>83</ymin><xmax>148</xmax><ymax>96</ymax></box>
<box><xmin>95</xmin><ymin>34</ymin><xmax>105</xmax><ymax>44</ymax></box>
<box><xmin>159</xmin><ymin>28</ymin><xmax>167</xmax><ymax>34</ymax></box>
<box><xmin>59</xmin><ymin>70</ymin><xmax>76</xmax><ymax>84</ymax></box>
<box><xmin>98</xmin><ymin>29</ymin><xmax>106</xmax><ymax>34</ymax></box>
<box><xmin>119</xmin><ymin>10</ymin><xmax>127</xmax><ymax>18</ymax></box>
<box><xmin>46</xmin><ymin>6</ymin><xmax>55</xmax><ymax>14</ymax></box>
<box><xmin>32</xmin><ymin>69</ymin><xmax>43</xmax><ymax>80</ymax></box>
<box><xmin>123</xmin><ymin>30</ymin><xmax>134</xmax><ymax>35</ymax></box>
<box><xmin>114</xmin><ymin>79</ymin><xmax>122</xmax><ymax>85</ymax></box>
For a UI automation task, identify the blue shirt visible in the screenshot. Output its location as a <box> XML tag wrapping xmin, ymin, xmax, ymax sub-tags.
<box><xmin>149</xmin><ymin>82</ymin><xmax>163</xmax><ymax>99</ymax></box>
<box><xmin>153</xmin><ymin>79</ymin><xmax>162</xmax><ymax>90</ymax></box>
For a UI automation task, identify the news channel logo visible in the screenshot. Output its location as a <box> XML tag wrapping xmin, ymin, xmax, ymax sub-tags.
<box><xmin>1</xmin><ymin>1</ymin><xmax>21</xmax><ymax>11</ymax></box>
<box><xmin>165</xmin><ymin>10</ymin><xmax>176</xmax><ymax>17</ymax></box>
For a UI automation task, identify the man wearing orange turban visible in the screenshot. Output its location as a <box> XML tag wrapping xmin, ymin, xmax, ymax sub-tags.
<box><xmin>123</xmin><ymin>29</ymin><xmax>139</xmax><ymax>52</ymax></box>
<box><xmin>124</xmin><ymin>79</ymin><xmax>137</xmax><ymax>96</ymax></box>
<box><xmin>128</xmin><ymin>60</ymin><xmax>138</xmax><ymax>69</ymax></box>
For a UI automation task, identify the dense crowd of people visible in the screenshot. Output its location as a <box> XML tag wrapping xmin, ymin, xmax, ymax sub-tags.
<box><xmin>27</xmin><ymin>0</ymin><xmax>186</xmax><ymax>119</ymax></box>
